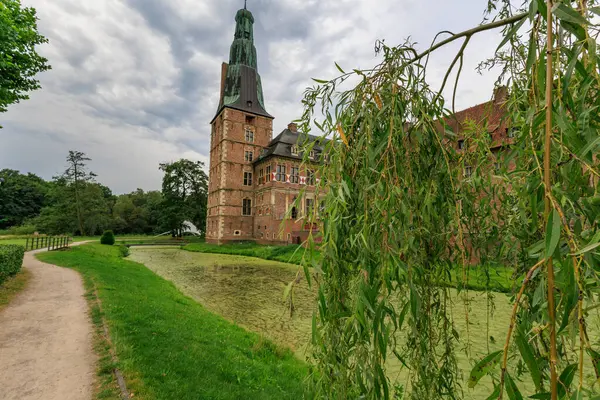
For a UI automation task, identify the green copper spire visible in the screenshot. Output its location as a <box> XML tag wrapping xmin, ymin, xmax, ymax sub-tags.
<box><xmin>215</xmin><ymin>5</ymin><xmax>271</xmax><ymax>120</ymax></box>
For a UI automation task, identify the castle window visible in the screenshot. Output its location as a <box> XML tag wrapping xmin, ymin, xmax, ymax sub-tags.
<box><xmin>243</xmin><ymin>172</ymin><xmax>253</xmax><ymax>186</ymax></box>
<box><xmin>291</xmin><ymin>145</ymin><xmax>299</xmax><ymax>156</ymax></box>
<box><xmin>307</xmin><ymin>169</ymin><xmax>315</xmax><ymax>185</ymax></box>
<box><xmin>246</xmin><ymin>115</ymin><xmax>255</xmax><ymax>124</ymax></box>
<box><xmin>258</xmin><ymin>168</ymin><xmax>264</xmax><ymax>184</ymax></box>
<box><xmin>458</xmin><ymin>140</ymin><xmax>465</xmax><ymax>150</ymax></box>
<box><xmin>276</xmin><ymin>164</ymin><xmax>286</xmax><ymax>181</ymax></box>
<box><xmin>247</xmin><ymin>100</ymin><xmax>253</xmax><ymax>108</ymax></box>
<box><xmin>265</xmin><ymin>165</ymin><xmax>271</xmax><ymax>182</ymax></box>
<box><xmin>291</xmin><ymin>206</ymin><xmax>298</xmax><ymax>219</ymax></box>
<box><xmin>463</xmin><ymin>166</ymin><xmax>473</xmax><ymax>177</ymax></box>
<box><xmin>244</xmin><ymin>151</ymin><xmax>253</xmax><ymax>162</ymax></box>
<box><xmin>242</xmin><ymin>198</ymin><xmax>252</xmax><ymax>216</ymax></box>
<box><xmin>309</xmin><ymin>150</ymin><xmax>316</xmax><ymax>159</ymax></box>
<box><xmin>245</xmin><ymin>128</ymin><xmax>254</xmax><ymax>143</ymax></box>
<box><xmin>305</xmin><ymin>198</ymin><xmax>314</xmax><ymax>216</ymax></box>
<box><xmin>290</xmin><ymin>166</ymin><xmax>299</xmax><ymax>183</ymax></box>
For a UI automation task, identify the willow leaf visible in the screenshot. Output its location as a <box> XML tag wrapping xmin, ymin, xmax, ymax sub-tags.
<box><xmin>504</xmin><ymin>372</ymin><xmax>524</xmax><ymax>400</ymax></box>
<box><xmin>467</xmin><ymin>350</ymin><xmax>502</xmax><ymax>388</ymax></box>
<box><xmin>545</xmin><ymin>208</ymin><xmax>561</xmax><ymax>258</ymax></box>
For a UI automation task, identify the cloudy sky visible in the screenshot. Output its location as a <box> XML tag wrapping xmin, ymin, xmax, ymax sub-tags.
<box><xmin>1</xmin><ymin>0</ymin><xmax>507</xmax><ymax>194</ymax></box>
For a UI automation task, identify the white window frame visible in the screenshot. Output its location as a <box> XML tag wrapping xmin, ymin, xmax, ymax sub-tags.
<box><xmin>244</xmin><ymin>150</ymin><xmax>253</xmax><ymax>162</ymax></box>
<box><xmin>243</xmin><ymin>171</ymin><xmax>253</xmax><ymax>186</ymax></box>
<box><xmin>291</xmin><ymin>145</ymin><xmax>299</xmax><ymax>156</ymax></box>
<box><xmin>463</xmin><ymin>166</ymin><xmax>473</xmax><ymax>177</ymax></box>
<box><xmin>245</xmin><ymin>128</ymin><xmax>254</xmax><ymax>143</ymax></box>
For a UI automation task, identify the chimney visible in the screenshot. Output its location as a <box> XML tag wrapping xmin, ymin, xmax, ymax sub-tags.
<box><xmin>219</xmin><ymin>62</ymin><xmax>228</xmax><ymax>103</ymax></box>
<box><xmin>287</xmin><ymin>122</ymin><xmax>298</xmax><ymax>133</ymax></box>
<box><xmin>493</xmin><ymin>85</ymin><xmax>508</xmax><ymax>104</ymax></box>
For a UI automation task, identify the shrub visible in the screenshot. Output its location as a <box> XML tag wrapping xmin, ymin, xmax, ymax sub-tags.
<box><xmin>100</xmin><ymin>230</ymin><xmax>115</xmax><ymax>245</ymax></box>
<box><xmin>0</xmin><ymin>245</ymin><xmax>25</xmax><ymax>285</ymax></box>
<box><xmin>118</xmin><ymin>245</ymin><xmax>130</xmax><ymax>257</ymax></box>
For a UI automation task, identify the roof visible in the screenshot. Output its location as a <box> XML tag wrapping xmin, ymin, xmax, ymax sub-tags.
<box><xmin>254</xmin><ymin>128</ymin><xmax>330</xmax><ymax>163</ymax></box>
<box><xmin>441</xmin><ymin>87</ymin><xmax>509</xmax><ymax>140</ymax></box>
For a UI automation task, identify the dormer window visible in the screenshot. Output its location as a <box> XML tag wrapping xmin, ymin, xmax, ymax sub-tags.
<box><xmin>309</xmin><ymin>150</ymin><xmax>316</xmax><ymax>159</ymax></box>
<box><xmin>291</xmin><ymin>145</ymin><xmax>299</xmax><ymax>156</ymax></box>
<box><xmin>247</xmin><ymin>100</ymin><xmax>253</xmax><ymax>108</ymax></box>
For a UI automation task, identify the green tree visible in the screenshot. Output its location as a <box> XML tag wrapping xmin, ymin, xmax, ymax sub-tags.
<box><xmin>0</xmin><ymin>0</ymin><xmax>50</xmax><ymax>116</ymax></box>
<box><xmin>0</xmin><ymin>169</ymin><xmax>49</xmax><ymax>228</ymax></box>
<box><xmin>112</xmin><ymin>189</ymin><xmax>163</xmax><ymax>234</ymax></box>
<box><xmin>159</xmin><ymin>159</ymin><xmax>208</xmax><ymax>236</ymax></box>
<box><xmin>62</xmin><ymin>150</ymin><xmax>96</xmax><ymax>236</ymax></box>
<box><xmin>35</xmin><ymin>178</ymin><xmax>111</xmax><ymax>235</ymax></box>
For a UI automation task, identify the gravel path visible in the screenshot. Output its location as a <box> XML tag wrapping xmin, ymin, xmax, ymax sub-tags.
<box><xmin>0</xmin><ymin>248</ymin><xmax>95</xmax><ymax>400</ymax></box>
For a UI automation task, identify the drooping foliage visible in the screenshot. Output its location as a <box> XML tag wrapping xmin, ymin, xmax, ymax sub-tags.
<box><xmin>0</xmin><ymin>0</ymin><xmax>50</xmax><ymax>116</ymax></box>
<box><xmin>296</xmin><ymin>1</ymin><xmax>600</xmax><ymax>399</ymax></box>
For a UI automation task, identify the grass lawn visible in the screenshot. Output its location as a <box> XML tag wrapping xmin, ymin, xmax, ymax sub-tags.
<box><xmin>184</xmin><ymin>242</ymin><xmax>312</xmax><ymax>266</ymax></box>
<box><xmin>37</xmin><ymin>244</ymin><xmax>308</xmax><ymax>400</ymax></box>
<box><xmin>183</xmin><ymin>242</ymin><xmax>516</xmax><ymax>293</ymax></box>
<box><xmin>0</xmin><ymin>269</ymin><xmax>31</xmax><ymax>311</ymax></box>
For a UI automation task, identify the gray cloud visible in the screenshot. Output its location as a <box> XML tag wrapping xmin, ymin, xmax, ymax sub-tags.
<box><xmin>2</xmin><ymin>0</ymin><xmax>504</xmax><ymax>194</ymax></box>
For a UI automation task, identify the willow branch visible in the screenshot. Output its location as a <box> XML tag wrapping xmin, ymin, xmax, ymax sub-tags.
<box><xmin>498</xmin><ymin>258</ymin><xmax>547</xmax><ymax>400</ymax></box>
<box><xmin>544</xmin><ymin>1</ymin><xmax>558</xmax><ymax>399</ymax></box>
<box><xmin>410</xmin><ymin>12</ymin><xmax>528</xmax><ymax>65</ymax></box>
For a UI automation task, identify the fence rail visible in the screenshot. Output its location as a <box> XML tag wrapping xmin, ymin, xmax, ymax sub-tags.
<box><xmin>25</xmin><ymin>236</ymin><xmax>72</xmax><ymax>252</ymax></box>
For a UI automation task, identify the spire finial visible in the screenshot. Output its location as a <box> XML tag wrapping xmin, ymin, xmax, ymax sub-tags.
<box><xmin>244</xmin><ymin>0</ymin><xmax>247</xmax><ymax>9</ymax></box>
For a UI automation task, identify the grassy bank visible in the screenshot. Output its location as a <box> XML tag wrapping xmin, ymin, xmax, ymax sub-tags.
<box><xmin>37</xmin><ymin>244</ymin><xmax>308</xmax><ymax>400</ymax></box>
<box><xmin>0</xmin><ymin>269</ymin><xmax>31</xmax><ymax>311</ymax></box>
<box><xmin>183</xmin><ymin>242</ymin><xmax>515</xmax><ymax>293</ymax></box>
<box><xmin>183</xmin><ymin>242</ymin><xmax>313</xmax><ymax>265</ymax></box>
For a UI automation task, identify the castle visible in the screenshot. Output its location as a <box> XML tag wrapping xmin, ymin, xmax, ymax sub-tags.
<box><xmin>205</xmin><ymin>6</ymin><xmax>327</xmax><ymax>245</ymax></box>
<box><xmin>205</xmin><ymin>6</ymin><xmax>513</xmax><ymax>245</ymax></box>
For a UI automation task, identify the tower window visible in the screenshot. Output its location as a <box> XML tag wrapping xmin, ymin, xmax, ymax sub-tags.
<box><xmin>244</xmin><ymin>151</ymin><xmax>253</xmax><ymax>162</ymax></box>
<box><xmin>290</xmin><ymin>166</ymin><xmax>299</xmax><ymax>183</ymax></box>
<box><xmin>245</xmin><ymin>128</ymin><xmax>254</xmax><ymax>143</ymax></box>
<box><xmin>265</xmin><ymin>165</ymin><xmax>271</xmax><ymax>182</ymax></box>
<box><xmin>243</xmin><ymin>172</ymin><xmax>253</xmax><ymax>186</ymax></box>
<box><xmin>276</xmin><ymin>164</ymin><xmax>286</xmax><ymax>181</ymax></box>
<box><xmin>309</xmin><ymin>150</ymin><xmax>316</xmax><ymax>159</ymax></box>
<box><xmin>242</xmin><ymin>198</ymin><xmax>252</xmax><ymax>216</ymax></box>
<box><xmin>291</xmin><ymin>206</ymin><xmax>298</xmax><ymax>219</ymax></box>
<box><xmin>258</xmin><ymin>168</ymin><xmax>264</xmax><ymax>184</ymax></box>
<box><xmin>458</xmin><ymin>140</ymin><xmax>465</xmax><ymax>150</ymax></box>
<box><xmin>246</xmin><ymin>115</ymin><xmax>255</xmax><ymax>124</ymax></box>
<box><xmin>247</xmin><ymin>101</ymin><xmax>252</xmax><ymax>108</ymax></box>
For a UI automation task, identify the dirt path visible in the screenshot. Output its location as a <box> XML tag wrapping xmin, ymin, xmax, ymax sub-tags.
<box><xmin>0</xmin><ymin>248</ymin><xmax>95</xmax><ymax>400</ymax></box>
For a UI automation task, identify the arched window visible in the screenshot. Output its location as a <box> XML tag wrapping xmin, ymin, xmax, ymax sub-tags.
<box><xmin>291</xmin><ymin>206</ymin><xmax>298</xmax><ymax>219</ymax></box>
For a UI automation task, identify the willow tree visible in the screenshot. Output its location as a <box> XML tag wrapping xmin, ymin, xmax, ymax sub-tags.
<box><xmin>293</xmin><ymin>0</ymin><xmax>600</xmax><ymax>398</ymax></box>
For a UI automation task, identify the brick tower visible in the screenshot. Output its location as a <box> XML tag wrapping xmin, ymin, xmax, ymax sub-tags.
<box><xmin>206</xmin><ymin>5</ymin><xmax>273</xmax><ymax>244</ymax></box>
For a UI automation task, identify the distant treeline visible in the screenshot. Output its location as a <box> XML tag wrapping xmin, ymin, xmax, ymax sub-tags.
<box><xmin>0</xmin><ymin>151</ymin><xmax>208</xmax><ymax>236</ymax></box>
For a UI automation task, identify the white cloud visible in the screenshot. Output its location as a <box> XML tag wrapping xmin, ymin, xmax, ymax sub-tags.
<box><xmin>2</xmin><ymin>0</ymin><xmax>508</xmax><ymax>193</ymax></box>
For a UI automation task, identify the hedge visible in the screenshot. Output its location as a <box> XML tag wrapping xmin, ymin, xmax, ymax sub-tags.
<box><xmin>0</xmin><ymin>245</ymin><xmax>25</xmax><ymax>285</ymax></box>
